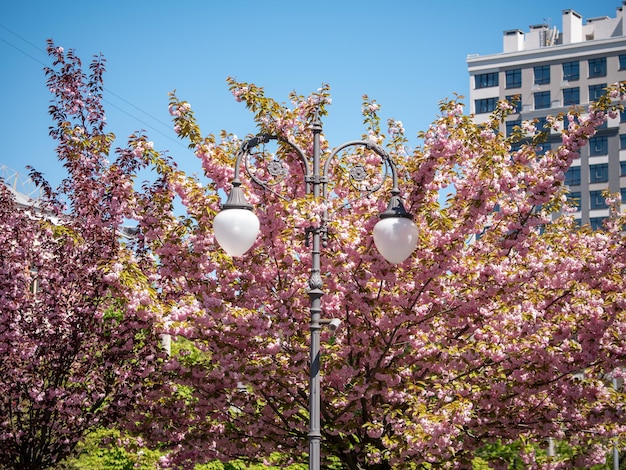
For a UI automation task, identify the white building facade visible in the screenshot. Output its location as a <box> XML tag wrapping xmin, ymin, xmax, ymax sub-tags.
<box><xmin>467</xmin><ymin>3</ymin><xmax>626</xmax><ymax>227</ymax></box>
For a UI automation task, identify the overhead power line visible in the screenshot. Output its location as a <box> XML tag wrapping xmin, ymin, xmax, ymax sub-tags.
<box><xmin>0</xmin><ymin>23</ymin><xmax>187</xmax><ymax>150</ymax></box>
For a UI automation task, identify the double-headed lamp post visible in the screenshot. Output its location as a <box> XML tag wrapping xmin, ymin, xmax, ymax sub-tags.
<box><xmin>213</xmin><ymin>110</ymin><xmax>418</xmax><ymax>470</ymax></box>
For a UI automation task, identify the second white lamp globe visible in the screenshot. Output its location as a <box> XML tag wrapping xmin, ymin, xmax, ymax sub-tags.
<box><xmin>213</xmin><ymin>209</ymin><xmax>260</xmax><ymax>257</ymax></box>
<box><xmin>373</xmin><ymin>217</ymin><xmax>419</xmax><ymax>264</ymax></box>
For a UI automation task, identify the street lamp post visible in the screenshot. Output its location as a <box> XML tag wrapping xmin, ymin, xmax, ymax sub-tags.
<box><xmin>213</xmin><ymin>109</ymin><xmax>418</xmax><ymax>470</ymax></box>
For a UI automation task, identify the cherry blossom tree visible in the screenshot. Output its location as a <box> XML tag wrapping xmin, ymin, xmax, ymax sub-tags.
<box><xmin>0</xmin><ymin>41</ymin><xmax>168</xmax><ymax>469</ymax></box>
<box><xmin>140</xmin><ymin>78</ymin><xmax>626</xmax><ymax>470</ymax></box>
<box><xmin>6</xmin><ymin>41</ymin><xmax>626</xmax><ymax>469</ymax></box>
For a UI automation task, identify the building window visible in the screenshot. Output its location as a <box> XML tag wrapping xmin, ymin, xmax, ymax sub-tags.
<box><xmin>622</xmin><ymin>187</ymin><xmax>626</xmax><ymax>202</ymax></box>
<box><xmin>589</xmin><ymin>84</ymin><xmax>607</xmax><ymax>102</ymax></box>
<box><xmin>566</xmin><ymin>115</ymin><xmax>580</xmax><ymax>129</ymax></box>
<box><xmin>475</xmin><ymin>72</ymin><xmax>499</xmax><ymax>89</ymax></box>
<box><xmin>620</xmin><ymin>55</ymin><xmax>626</xmax><ymax>70</ymax></box>
<box><xmin>621</xmin><ymin>160</ymin><xmax>626</xmax><ymax>176</ymax></box>
<box><xmin>563</xmin><ymin>87</ymin><xmax>580</xmax><ymax>106</ymax></box>
<box><xmin>534</xmin><ymin>65</ymin><xmax>551</xmax><ymax>85</ymax></box>
<box><xmin>506</xmin><ymin>69</ymin><xmax>522</xmax><ymax>89</ymax></box>
<box><xmin>563</xmin><ymin>61</ymin><xmax>580</xmax><ymax>81</ymax></box>
<box><xmin>475</xmin><ymin>97</ymin><xmax>498</xmax><ymax>114</ymax></box>
<box><xmin>537</xmin><ymin>142</ymin><xmax>552</xmax><ymax>156</ymax></box>
<box><xmin>621</xmin><ymin>110</ymin><xmax>626</xmax><ymax>122</ymax></box>
<box><xmin>589</xmin><ymin>136</ymin><xmax>608</xmax><ymax>156</ymax></box>
<box><xmin>505</xmin><ymin>94</ymin><xmax>521</xmax><ymax>113</ymax></box>
<box><xmin>565</xmin><ymin>166</ymin><xmax>581</xmax><ymax>186</ymax></box>
<box><xmin>568</xmin><ymin>191</ymin><xmax>581</xmax><ymax>211</ymax></box>
<box><xmin>590</xmin><ymin>163</ymin><xmax>609</xmax><ymax>183</ymax></box>
<box><xmin>534</xmin><ymin>91</ymin><xmax>551</xmax><ymax>109</ymax></box>
<box><xmin>620</xmin><ymin>135</ymin><xmax>626</xmax><ymax>150</ymax></box>
<box><xmin>506</xmin><ymin>119</ymin><xmax>521</xmax><ymax>136</ymax></box>
<box><xmin>588</xmin><ymin>57</ymin><xmax>607</xmax><ymax>78</ymax></box>
<box><xmin>536</xmin><ymin>116</ymin><xmax>549</xmax><ymax>131</ymax></box>
<box><xmin>590</xmin><ymin>217</ymin><xmax>606</xmax><ymax>230</ymax></box>
<box><xmin>590</xmin><ymin>190</ymin><xmax>608</xmax><ymax>209</ymax></box>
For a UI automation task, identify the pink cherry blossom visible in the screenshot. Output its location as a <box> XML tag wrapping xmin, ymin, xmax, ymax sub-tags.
<box><xmin>6</xmin><ymin>41</ymin><xmax>626</xmax><ymax>469</ymax></box>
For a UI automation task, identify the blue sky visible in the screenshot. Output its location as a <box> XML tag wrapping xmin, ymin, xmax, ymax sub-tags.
<box><xmin>0</xmin><ymin>0</ymin><xmax>620</xmax><ymax>190</ymax></box>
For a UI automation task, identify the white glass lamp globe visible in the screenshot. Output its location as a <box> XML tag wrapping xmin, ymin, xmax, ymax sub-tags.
<box><xmin>373</xmin><ymin>217</ymin><xmax>419</xmax><ymax>264</ymax></box>
<box><xmin>213</xmin><ymin>208</ymin><xmax>260</xmax><ymax>257</ymax></box>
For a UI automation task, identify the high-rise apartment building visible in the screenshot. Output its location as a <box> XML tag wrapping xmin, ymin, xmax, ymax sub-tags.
<box><xmin>467</xmin><ymin>3</ymin><xmax>626</xmax><ymax>228</ymax></box>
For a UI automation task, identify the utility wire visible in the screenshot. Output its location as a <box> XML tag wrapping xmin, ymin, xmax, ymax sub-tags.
<box><xmin>0</xmin><ymin>23</ymin><xmax>188</xmax><ymax>150</ymax></box>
